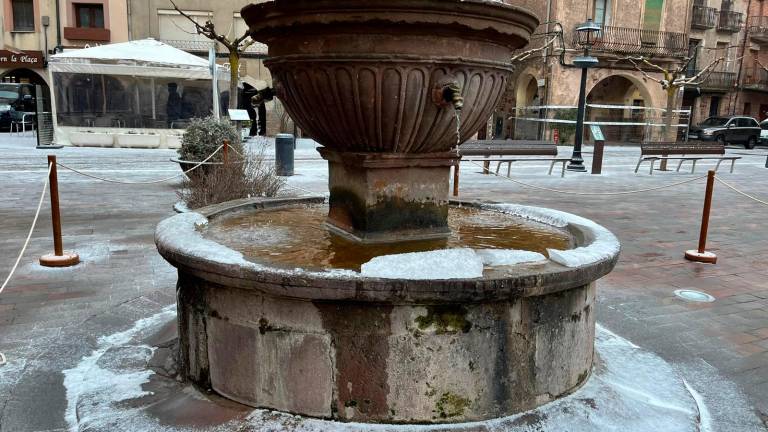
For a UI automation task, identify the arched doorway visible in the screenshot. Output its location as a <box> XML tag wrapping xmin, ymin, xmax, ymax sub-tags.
<box><xmin>514</xmin><ymin>74</ymin><xmax>541</xmax><ymax>140</ymax></box>
<box><xmin>586</xmin><ymin>75</ymin><xmax>651</xmax><ymax>144</ymax></box>
<box><xmin>1</xmin><ymin>68</ymin><xmax>51</xmax><ymax>112</ymax></box>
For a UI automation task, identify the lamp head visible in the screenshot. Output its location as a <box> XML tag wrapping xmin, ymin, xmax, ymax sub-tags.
<box><xmin>576</xmin><ymin>19</ymin><xmax>602</xmax><ymax>49</ymax></box>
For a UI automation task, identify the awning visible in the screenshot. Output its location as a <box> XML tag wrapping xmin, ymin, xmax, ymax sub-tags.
<box><xmin>48</xmin><ymin>38</ymin><xmax>229</xmax><ymax>80</ymax></box>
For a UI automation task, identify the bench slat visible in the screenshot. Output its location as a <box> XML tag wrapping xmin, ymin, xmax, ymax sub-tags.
<box><xmin>459</xmin><ymin>140</ymin><xmax>558</xmax><ymax>157</ymax></box>
<box><xmin>641</xmin><ymin>141</ymin><xmax>725</xmax><ymax>156</ymax></box>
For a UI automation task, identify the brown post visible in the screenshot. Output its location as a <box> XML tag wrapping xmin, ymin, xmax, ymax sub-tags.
<box><xmin>591</xmin><ymin>139</ymin><xmax>605</xmax><ymax>175</ymax></box>
<box><xmin>49</xmin><ymin>155</ymin><xmax>63</xmax><ymax>256</ymax></box>
<box><xmin>40</xmin><ymin>156</ymin><xmax>79</xmax><ymax>267</ymax></box>
<box><xmin>453</xmin><ymin>161</ymin><xmax>460</xmax><ymax>197</ymax></box>
<box><xmin>685</xmin><ymin>170</ymin><xmax>717</xmax><ymax>264</ymax></box>
<box><xmin>223</xmin><ymin>139</ymin><xmax>230</xmax><ymax>164</ymax></box>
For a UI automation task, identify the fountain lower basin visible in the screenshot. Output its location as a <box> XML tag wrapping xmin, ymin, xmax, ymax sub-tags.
<box><xmin>155</xmin><ymin>197</ymin><xmax>620</xmax><ymax>424</ymax></box>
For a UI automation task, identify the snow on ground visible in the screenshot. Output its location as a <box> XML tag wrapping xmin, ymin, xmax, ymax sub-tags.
<box><xmin>61</xmin><ymin>306</ymin><xmax>756</xmax><ymax>432</ymax></box>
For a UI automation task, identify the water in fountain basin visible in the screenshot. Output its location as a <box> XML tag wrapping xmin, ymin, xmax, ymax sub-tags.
<box><xmin>203</xmin><ymin>205</ymin><xmax>572</xmax><ymax>272</ymax></box>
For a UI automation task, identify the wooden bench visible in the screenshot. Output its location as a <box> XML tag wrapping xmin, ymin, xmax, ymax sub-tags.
<box><xmin>458</xmin><ymin>140</ymin><xmax>570</xmax><ymax>177</ymax></box>
<box><xmin>635</xmin><ymin>141</ymin><xmax>740</xmax><ymax>175</ymax></box>
<box><xmin>452</xmin><ymin>140</ymin><xmax>569</xmax><ymax>196</ymax></box>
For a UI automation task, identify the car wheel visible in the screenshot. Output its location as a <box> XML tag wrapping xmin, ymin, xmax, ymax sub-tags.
<box><xmin>746</xmin><ymin>136</ymin><xmax>757</xmax><ymax>150</ymax></box>
<box><xmin>717</xmin><ymin>135</ymin><xmax>726</xmax><ymax>146</ymax></box>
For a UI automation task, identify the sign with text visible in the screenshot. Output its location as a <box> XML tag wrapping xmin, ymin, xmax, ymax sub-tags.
<box><xmin>0</xmin><ymin>50</ymin><xmax>44</xmax><ymax>69</ymax></box>
<box><xmin>590</xmin><ymin>125</ymin><xmax>605</xmax><ymax>142</ymax></box>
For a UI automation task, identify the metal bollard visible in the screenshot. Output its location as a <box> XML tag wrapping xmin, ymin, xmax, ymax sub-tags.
<box><xmin>40</xmin><ymin>155</ymin><xmax>79</xmax><ymax>267</ymax></box>
<box><xmin>275</xmin><ymin>133</ymin><xmax>295</xmax><ymax>176</ymax></box>
<box><xmin>685</xmin><ymin>170</ymin><xmax>717</xmax><ymax>264</ymax></box>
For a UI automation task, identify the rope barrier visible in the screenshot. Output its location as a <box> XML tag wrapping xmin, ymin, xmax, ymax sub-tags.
<box><xmin>715</xmin><ymin>177</ymin><xmax>768</xmax><ymax>207</ymax></box>
<box><xmin>56</xmin><ymin>145</ymin><xmax>224</xmax><ymax>185</ymax></box>
<box><xmin>0</xmin><ymin>163</ymin><xmax>52</xmax><ymax>368</ymax></box>
<box><xmin>466</xmin><ymin>160</ymin><xmax>708</xmax><ymax>196</ymax></box>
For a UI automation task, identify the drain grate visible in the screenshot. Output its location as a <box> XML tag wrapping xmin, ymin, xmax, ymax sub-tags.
<box><xmin>674</xmin><ymin>289</ymin><xmax>716</xmax><ymax>303</ymax></box>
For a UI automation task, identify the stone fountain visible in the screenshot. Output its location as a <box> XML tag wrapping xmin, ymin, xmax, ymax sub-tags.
<box><xmin>155</xmin><ymin>0</ymin><xmax>620</xmax><ymax>427</ymax></box>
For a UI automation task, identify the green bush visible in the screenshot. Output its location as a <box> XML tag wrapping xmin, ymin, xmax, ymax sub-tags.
<box><xmin>177</xmin><ymin>116</ymin><xmax>243</xmax><ymax>162</ymax></box>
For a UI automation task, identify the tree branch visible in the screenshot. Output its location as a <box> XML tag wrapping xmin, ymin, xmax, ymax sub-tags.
<box><xmin>683</xmin><ymin>57</ymin><xmax>725</xmax><ymax>86</ymax></box>
<box><xmin>510</xmin><ymin>36</ymin><xmax>558</xmax><ymax>63</ymax></box>
<box><xmin>624</xmin><ymin>56</ymin><xmax>666</xmax><ymax>86</ymax></box>
<box><xmin>168</xmin><ymin>0</ymin><xmax>233</xmax><ymax>50</ymax></box>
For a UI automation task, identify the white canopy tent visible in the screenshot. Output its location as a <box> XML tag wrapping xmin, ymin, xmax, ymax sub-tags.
<box><xmin>48</xmin><ymin>39</ymin><xmax>230</xmax><ymax>148</ymax></box>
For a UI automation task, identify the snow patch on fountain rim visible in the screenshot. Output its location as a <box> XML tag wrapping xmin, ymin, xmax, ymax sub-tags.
<box><xmin>360</xmin><ymin>248</ymin><xmax>547</xmax><ymax>279</ymax></box>
<box><xmin>486</xmin><ymin>204</ymin><xmax>621</xmax><ymax>269</ymax></box>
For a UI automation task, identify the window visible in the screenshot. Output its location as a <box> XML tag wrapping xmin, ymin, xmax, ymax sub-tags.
<box><xmin>744</xmin><ymin>104</ymin><xmax>752</xmax><ymax>118</ymax></box>
<box><xmin>11</xmin><ymin>0</ymin><xmax>35</xmax><ymax>31</ymax></box>
<box><xmin>593</xmin><ymin>0</ymin><xmax>610</xmax><ymax>26</ymax></box>
<box><xmin>75</xmin><ymin>4</ymin><xmax>105</xmax><ymax>29</ymax></box>
<box><xmin>643</xmin><ymin>0</ymin><xmax>664</xmax><ymax>31</ymax></box>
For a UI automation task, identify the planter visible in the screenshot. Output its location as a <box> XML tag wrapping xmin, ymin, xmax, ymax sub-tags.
<box><xmin>165</xmin><ymin>134</ymin><xmax>183</xmax><ymax>149</ymax></box>
<box><xmin>69</xmin><ymin>131</ymin><xmax>114</xmax><ymax>147</ymax></box>
<box><xmin>115</xmin><ymin>133</ymin><xmax>161</xmax><ymax>149</ymax></box>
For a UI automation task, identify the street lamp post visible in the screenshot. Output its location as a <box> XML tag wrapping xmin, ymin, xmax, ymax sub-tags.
<box><xmin>568</xmin><ymin>19</ymin><xmax>601</xmax><ymax>172</ymax></box>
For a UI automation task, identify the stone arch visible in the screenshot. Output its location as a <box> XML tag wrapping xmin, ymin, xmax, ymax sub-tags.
<box><xmin>585</xmin><ymin>74</ymin><xmax>656</xmax><ymax>143</ymax></box>
<box><xmin>0</xmin><ymin>68</ymin><xmax>51</xmax><ymax>111</ymax></box>
<box><xmin>513</xmin><ymin>71</ymin><xmax>542</xmax><ymax>140</ymax></box>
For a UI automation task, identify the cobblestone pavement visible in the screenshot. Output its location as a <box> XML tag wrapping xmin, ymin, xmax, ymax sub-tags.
<box><xmin>1</xmin><ymin>133</ymin><xmax>767</xmax><ymax>430</ymax></box>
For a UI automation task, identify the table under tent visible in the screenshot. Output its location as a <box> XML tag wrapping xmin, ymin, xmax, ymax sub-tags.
<box><xmin>48</xmin><ymin>38</ymin><xmax>229</xmax><ymax>148</ymax></box>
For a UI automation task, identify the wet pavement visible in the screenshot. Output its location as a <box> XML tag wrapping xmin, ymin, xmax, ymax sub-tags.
<box><xmin>1</xmin><ymin>133</ymin><xmax>768</xmax><ymax>431</ymax></box>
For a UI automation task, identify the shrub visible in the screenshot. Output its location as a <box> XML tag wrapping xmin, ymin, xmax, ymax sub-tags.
<box><xmin>177</xmin><ymin>116</ymin><xmax>243</xmax><ymax>162</ymax></box>
<box><xmin>178</xmin><ymin>145</ymin><xmax>285</xmax><ymax>209</ymax></box>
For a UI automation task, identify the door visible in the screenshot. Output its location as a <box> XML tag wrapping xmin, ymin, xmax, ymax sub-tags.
<box><xmin>759</xmin><ymin>104</ymin><xmax>768</xmax><ymax>120</ymax></box>
<box><xmin>709</xmin><ymin>96</ymin><xmax>721</xmax><ymax>117</ymax></box>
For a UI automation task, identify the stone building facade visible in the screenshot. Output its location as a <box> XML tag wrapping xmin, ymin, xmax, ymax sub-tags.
<box><xmin>0</xmin><ymin>0</ymin><xmax>128</xmax><ymax>107</ymax></box>
<box><xmin>498</xmin><ymin>0</ymin><xmax>768</xmax><ymax>142</ymax></box>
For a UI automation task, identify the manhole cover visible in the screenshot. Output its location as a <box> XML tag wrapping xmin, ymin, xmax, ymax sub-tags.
<box><xmin>674</xmin><ymin>290</ymin><xmax>716</xmax><ymax>303</ymax></box>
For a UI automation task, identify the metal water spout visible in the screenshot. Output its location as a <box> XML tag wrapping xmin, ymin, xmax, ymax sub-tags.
<box><xmin>436</xmin><ymin>81</ymin><xmax>464</xmax><ymax>110</ymax></box>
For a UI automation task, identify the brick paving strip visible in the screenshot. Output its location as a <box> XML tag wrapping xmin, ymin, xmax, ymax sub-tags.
<box><xmin>1</xmin><ymin>134</ymin><xmax>767</xmax><ymax>430</ymax></box>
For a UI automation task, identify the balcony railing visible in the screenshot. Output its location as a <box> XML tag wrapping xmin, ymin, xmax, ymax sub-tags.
<box><xmin>717</xmin><ymin>11</ymin><xmax>742</xmax><ymax>32</ymax></box>
<box><xmin>749</xmin><ymin>16</ymin><xmax>768</xmax><ymax>43</ymax></box>
<box><xmin>160</xmin><ymin>39</ymin><xmax>216</xmax><ymax>53</ymax></box>
<box><xmin>743</xmin><ymin>66</ymin><xmax>768</xmax><ymax>91</ymax></box>
<box><xmin>159</xmin><ymin>39</ymin><xmax>267</xmax><ymax>56</ymax></box>
<box><xmin>687</xmin><ymin>69</ymin><xmax>736</xmax><ymax>91</ymax></box>
<box><xmin>691</xmin><ymin>5</ymin><xmax>718</xmax><ymax>29</ymax></box>
<box><xmin>572</xmin><ymin>25</ymin><xmax>689</xmax><ymax>58</ymax></box>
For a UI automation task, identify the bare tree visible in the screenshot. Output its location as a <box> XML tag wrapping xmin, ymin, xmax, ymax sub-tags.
<box><xmin>169</xmin><ymin>0</ymin><xmax>256</xmax><ymax>110</ymax></box>
<box><xmin>624</xmin><ymin>55</ymin><xmax>727</xmax><ymax>140</ymax></box>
